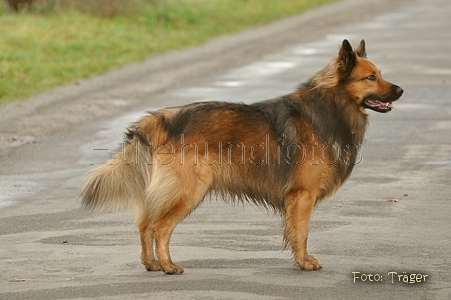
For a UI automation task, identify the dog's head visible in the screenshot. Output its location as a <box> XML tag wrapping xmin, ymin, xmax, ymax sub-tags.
<box><xmin>337</xmin><ymin>39</ymin><xmax>403</xmax><ymax>113</ymax></box>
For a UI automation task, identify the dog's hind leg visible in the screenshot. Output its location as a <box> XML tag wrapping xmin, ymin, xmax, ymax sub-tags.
<box><xmin>153</xmin><ymin>198</ymin><xmax>197</xmax><ymax>275</ymax></box>
<box><xmin>153</xmin><ymin>191</ymin><xmax>208</xmax><ymax>274</ymax></box>
<box><xmin>151</xmin><ymin>167</ymin><xmax>212</xmax><ymax>275</ymax></box>
<box><xmin>283</xmin><ymin>190</ymin><xmax>322</xmax><ymax>271</ymax></box>
<box><xmin>138</xmin><ymin>214</ymin><xmax>160</xmax><ymax>271</ymax></box>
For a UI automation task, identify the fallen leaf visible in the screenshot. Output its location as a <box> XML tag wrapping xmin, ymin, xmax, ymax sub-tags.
<box><xmin>387</xmin><ymin>199</ymin><xmax>399</xmax><ymax>203</ymax></box>
<box><xmin>9</xmin><ymin>278</ymin><xmax>28</xmax><ymax>282</ymax></box>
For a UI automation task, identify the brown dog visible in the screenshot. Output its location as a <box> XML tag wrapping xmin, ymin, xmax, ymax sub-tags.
<box><xmin>82</xmin><ymin>40</ymin><xmax>403</xmax><ymax>274</ymax></box>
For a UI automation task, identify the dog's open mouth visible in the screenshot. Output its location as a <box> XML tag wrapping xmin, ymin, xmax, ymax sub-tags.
<box><xmin>363</xmin><ymin>99</ymin><xmax>393</xmax><ymax>113</ymax></box>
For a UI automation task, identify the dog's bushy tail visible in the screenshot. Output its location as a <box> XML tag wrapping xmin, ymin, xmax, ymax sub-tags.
<box><xmin>81</xmin><ymin>137</ymin><xmax>150</xmax><ymax>213</ymax></box>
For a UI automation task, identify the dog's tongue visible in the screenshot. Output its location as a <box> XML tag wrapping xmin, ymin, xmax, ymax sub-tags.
<box><xmin>367</xmin><ymin>100</ymin><xmax>393</xmax><ymax>110</ymax></box>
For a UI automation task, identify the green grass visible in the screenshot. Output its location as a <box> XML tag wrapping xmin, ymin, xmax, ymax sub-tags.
<box><xmin>0</xmin><ymin>0</ymin><xmax>336</xmax><ymax>103</ymax></box>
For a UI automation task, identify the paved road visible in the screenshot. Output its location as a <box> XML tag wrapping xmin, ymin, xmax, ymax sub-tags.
<box><xmin>1</xmin><ymin>0</ymin><xmax>450</xmax><ymax>299</ymax></box>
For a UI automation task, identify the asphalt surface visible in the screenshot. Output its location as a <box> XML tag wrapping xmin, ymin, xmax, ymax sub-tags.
<box><xmin>1</xmin><ymin>0</ymin><xmax>450</xmax><ymax>299</ymax></box>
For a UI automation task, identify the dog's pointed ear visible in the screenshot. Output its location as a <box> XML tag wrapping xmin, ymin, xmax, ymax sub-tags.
<box><xmin>338</xmin><ymin>39</ymin><xmax>356</xmax><ymax>74</ymax></box>
<box><xmin>355</xmin><ymin>39</ymin><xmax>367</xmax><ymax>58</ymax></box>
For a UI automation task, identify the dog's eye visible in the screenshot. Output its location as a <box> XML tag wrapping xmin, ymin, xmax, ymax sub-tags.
<box><xmin>366</xmin><ymin>75</ymin><xmax>377</xmax><ymax>81</ymax></box>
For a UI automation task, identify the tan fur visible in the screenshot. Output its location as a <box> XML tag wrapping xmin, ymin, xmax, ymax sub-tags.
<box><xmin>81</xmin><ymin>40</ymin><xmax>403</xmax><ymax>274</ymax></box>
<box><xmin>82</xmin><ymin>138</ymin><xmax>149</xmax><ymax>214</ymax></box>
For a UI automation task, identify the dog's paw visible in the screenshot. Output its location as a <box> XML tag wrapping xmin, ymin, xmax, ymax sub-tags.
<box><xmin>297</xmin><ymin>254</ymin><xmax>322</xmax><ymax>271</ymax></box>
<box><xmin>161</xmin><ymin>262</ymin><xmax>184</xmax><ymax>275</ymax></box>
<box><xmin>142</xmin><ymin>259</ymin><xmax>161</xmax><ymax>271</ymax></box>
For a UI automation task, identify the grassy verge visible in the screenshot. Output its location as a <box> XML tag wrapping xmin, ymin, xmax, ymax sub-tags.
<box><xmin>0</xmin><ymin>0</ymin><xmax>336</xmax><ymax>103</ymax></box>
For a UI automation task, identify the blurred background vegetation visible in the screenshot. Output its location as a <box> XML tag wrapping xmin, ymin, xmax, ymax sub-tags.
<box><xmin>0</xmin><ymin>0</ymin><xmax>335</xmax><ymax>103</ymax></box>
<box><xmin>4</xmin><ymin>0</ymin><xmax>160</xmax><ymax>16</ymax></box>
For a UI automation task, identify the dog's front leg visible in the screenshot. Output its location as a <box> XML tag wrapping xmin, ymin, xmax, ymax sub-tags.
<box><xmin>283</xmin><ymin>190</ymin><xmax>322</xmax><ymax>270</ymax></box>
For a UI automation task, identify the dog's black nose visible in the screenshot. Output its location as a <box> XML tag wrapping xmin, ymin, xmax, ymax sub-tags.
<box><xmin>395</xmin><ymin>86</ymin><xmax>404</xmax><ymax>97</ymax></box>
